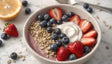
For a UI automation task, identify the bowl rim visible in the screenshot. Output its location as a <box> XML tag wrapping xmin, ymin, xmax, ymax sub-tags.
<box><xmin>23</xmin><ymin>4</ymin><xmax>101</xmax><ymax>63</ymax></box>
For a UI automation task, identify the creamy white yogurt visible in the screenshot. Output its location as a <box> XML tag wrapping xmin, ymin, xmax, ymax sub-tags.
<box><xmin>57</xmin><ymin>22</ymin><xmax>82</xmax><ymax>43</ymax></box>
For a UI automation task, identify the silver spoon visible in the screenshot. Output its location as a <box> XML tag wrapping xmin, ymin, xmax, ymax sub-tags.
<box><xmin>56</xmin><ymin>0</ymin><xmax>112</xmax><ymax>11</ymax></box>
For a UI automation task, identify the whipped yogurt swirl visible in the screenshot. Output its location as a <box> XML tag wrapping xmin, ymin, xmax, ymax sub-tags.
<box><xmin>57</xmin><ymin>22</ymin><xmax>82</xmax><ymax>43</ymax></box>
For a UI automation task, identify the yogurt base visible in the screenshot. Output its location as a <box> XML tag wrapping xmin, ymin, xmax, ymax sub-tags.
<box><xmin>57</xmin><ymin>22</ymin><xmax>82</xmax><ymax>43</ymax></box>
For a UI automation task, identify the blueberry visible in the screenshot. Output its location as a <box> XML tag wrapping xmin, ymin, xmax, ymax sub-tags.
<box><xmin>60</xmin><ymin>33</ymin><xmax>66</xmax><ymax>39</ymax></box>
<box><xmin>25</xmin><ymin>8</ymin><xmax>31</xmax><ymax>14</ymax></box>
<box><xmin>49</xmin><ymin>18</ymin><xmax>56</xmax><ymax>24</ymax></box>
<box><xmin>47</xmin><ymin>22</ymin><xmax>52</xmax><ymax>27</ymax></box>
<box><xmin>51</xmin><ymin>33</ymin><xmax>58</xmax><ymax>40</ymax></box>
<box><xmin>87</xmin><ymin>7</ymin><xmax>93</xmax><ymax>13</ymax></box>
<box><xmin>22</xmin><ymin>1</ymin><xmax>28</xmax><ymax>7</ymax></box>
<box><xmin>54</xmin><ymin>28</ymin><xmax>61</xmax><ymax>34</ymax></box>
<box><xmin>83</xmin><ymin>3</ymin><xmax>89</xmax><ymax>9</ymax></box>
<box><xmin>1</xmin><ymin>33</ymin><xmax>7</xmax><ymax>40</ymax></box>
<box><xmin>69</xmin><ymin>54</ymin><xmax>77</xmax><ymax>60</ymax></box>
<box><xmin>40</xmin><ymin>20</ymin><xmax>47</xmax><ymax>28</ymax></box>
<box><xmin>57</xmin><ymin>20</ymin><xmax>62</xmax><ymax>25</ymax></box>
<box><xmin>84</xmin><ymin>46</ymin><xmax>91</xmax><ymax>53</ymax></box>
<box><xmin>50</xmin><ymin>44</ymin><xmax>58</xmax><ymax>51</ymax></box>
<box><xmin>10</xmin><ymin>52</ymin><xmax>18</xmax><ymax>60</ymax></box>
<box><xmin>37</xmin><ymin>14</ymin><xmax>44</xmax><ymax>21</ymax></box>
<box><xmin>56</xmin><ymin>41</ymin><xmax>62</xmax><ymax>47</ymax></box>
<box><xmin>68</xmin><ymin>12</ymin><xmax>74</xmax><ymax>17</ymax></box>
<box><xmin>44</xmin><ymin>14</ymin><xmax>51</xmax><ymax>20</ymax></box>
<box><xmin>62</xmin><ymin>37</ymin><xmax>69</xmax><ymax>44</ymax></box>
<box><xmin>0</xmin><ymin>40</ymin><xmax>3</xmax><ymax>47</ymax></box>
<box><xmin>47</xmin><ymin>27</ymin><xmax>52</xmax><ymax>33</ymax></box>
<box><xmin>62</xmin><ymin>15</ymin><xmax>69</xmax><ymax>22</ymax></box>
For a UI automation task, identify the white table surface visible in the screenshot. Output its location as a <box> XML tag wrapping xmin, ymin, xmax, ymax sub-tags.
<box><xmin>0</xmin><ymin>0</ymin><xmax>112</xmax><ymax>64</ymax></box>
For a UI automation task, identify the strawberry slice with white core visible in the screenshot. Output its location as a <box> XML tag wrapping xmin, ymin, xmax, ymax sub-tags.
<box><xmin>49</xmin><ymin>8</ymin><xmax>62</xmax><ymax>21</ymax></box>
<box><xmin>79</xmin><ymin>19</ymin><xmax>92</xmax><ymax>33</ymax></box>
<box><xmin>81</xmin><ymin>37</ymin><xmax>95</xmax><ymax>47</ymax></box>
<box><xmin>83</xmin><ymin>30</ymin><xmax>97</xmax><ymax>38</ymax></box>
<box><xmin>69</xmin><ymin>15</ymin><xmax>80</xmax><ymax>25</ymax></box>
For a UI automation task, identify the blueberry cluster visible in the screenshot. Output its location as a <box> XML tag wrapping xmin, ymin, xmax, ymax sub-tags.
<box><xmin>83</xmin><ymin>3</ymin><xmax>93</xmax><ymax>13</ymax></box>
<box><xmin>22</xmin><ymin>1</ymin><xmax>31</xmax><ymax>14</ymax></box>
<box><xmin>37</xmin><ymin>13</ymin><xmax>75</xmax><ymax>52</ymax></box>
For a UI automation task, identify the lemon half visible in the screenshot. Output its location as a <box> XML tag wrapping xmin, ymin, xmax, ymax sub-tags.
<box><xmin>0</xmin><ymin>0</ymin><xmax>22</xmax><ymax>20</ymax></box>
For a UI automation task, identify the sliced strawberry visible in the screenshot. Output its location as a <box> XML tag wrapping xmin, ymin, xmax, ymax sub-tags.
<box><xmin>69</xmin><ymin>15</ymin><xmax>80</xmax><ymax>25</ymax></box>
<box><xmin>68</xmin><ymin>41</ymin><xmax>84</xmax><ymax>58</ymax></box>
<box><xmin>83</xmin><ymin>30</ymin><xmax>97</xmax><ymax>38</ymax></box>
<box><xmin>5</xmin><ymin>24</ymin><xmax>19</xmax><ymax>37</ymax></box>
<box><xmin>49</xmin><ymin>8</ymin><xmax>62</xmax><ymax>21</ymax></box>
<box><xmin>81</xmin><ymin>37</ymin><xmax>95</xmax><ymax>47</ymax></box>
<box><xmin>79</xmin><ymin>19</ymin><xmax>92</xmax><ymax>33</ymax></box>
<box><xmin>57</xmin><ymin>46</ymin><xmax>71</xmax><ymax>61</ymax></box>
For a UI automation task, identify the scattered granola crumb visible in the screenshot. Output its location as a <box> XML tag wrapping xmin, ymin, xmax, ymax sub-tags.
<box><xmin>18</xmin><ymin>55</ymin><xmax>24</xmax><ymax>58</ymax></box>
<box><xmin>7</xmin><ymin>59</ymin><xmax>11</xmax><ymax>64</ymax></box>
<box><xmin>106</xmin><ymin>46</ymin><xmax>109</xmax><ymax>50</ymax></box>
<box><xmin>22</xmin><ymin>56</ymin><xmax>25</xmax><ymax>61</ymax></box>
<box><xmin>108</xmin><ymin>25</ymin><xmax>112</xmax><ymax>29</ymax></box>
<box><xmin>11</xmin><ymin>60</ymin><xmax>16</xmax><ymax>63</ymax></box>
<box><xmin>102</xmin><ymin>21</ymin><xmax>108</xmax><ymax>27</ymax></box>
<box><xmin>96</xmin><ymin>16</ymin><xmax>99</xmax><ymax>19</ymax></box>
<box><xmin>103</xmin><ymin>32</ymin><xmax>105</xmax><ymax>34</ymax></box>
<box><xmin>97</xmin><ymin>8</ymin><xmax>102</xmax><ymax>12</ymax></box>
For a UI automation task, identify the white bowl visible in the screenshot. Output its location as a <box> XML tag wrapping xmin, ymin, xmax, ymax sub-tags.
<box><xmin>23</xmin><ymin>4</ymin><xmax>101</xmax><ymax>64</ymax></box>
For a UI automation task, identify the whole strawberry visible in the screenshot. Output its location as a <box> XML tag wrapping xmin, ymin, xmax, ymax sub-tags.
<box><xmin>57</xmin><ymin>46</ymin><xmax>71</xmax><ymax>61</ymax></box>
<box><xmin>5</xmin><ymin>23</ymin><xmax>19</xmax><ymax>37</ymax></box>
<box><xmin>68</xmin><ymin>41</ymin><xmax>84</xmax><ymax>58</ymax></box>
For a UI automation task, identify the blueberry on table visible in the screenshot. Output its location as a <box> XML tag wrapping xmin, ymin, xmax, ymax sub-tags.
<box><xmin>54</xmin><ymin>28</ymin><xmax>61</xmax><ymax>34</ymax></box>
<box><xmin>47</xmin><ymin>22</ymin><xmax>52</xmax><ymax>27</ymax></box>
<box><xmin>47</xmin><ymin>27</ymin><xmax>52</xmax><ymax>33</ymax></box>
<box><xmin>87</xmin><ymin>7</ymin><xmax>93</xmax><ymax>13</ymax></box>
<box><xmin>57</xmin><ymin>20</ymin><xmax>62</xmax><ymax>25</ymax></box>
<box><xmin>84</xmin><ymin>46</ymin><xmax>91</xmax><ymax>53</ymax></box>
<box><xmin>51</xmin><ymin>33</ymin><xmax>58</xmax><ymax>40</ymax></box>
<box><xmin>68</xmin><ymin>12</ymin><xmax>74</xmax><ymax>17</ymax></box>
<box><xmin>60</xmin><ymin>33</ymin><xmax>66</xmax><ymax>39</ymax></box>
<box><xmin>1</xmin><ymin>33</ymin><xmax>7</xmax><ymax>40</ymax></box>
<box><xmin>50</xmin><ymin>44</ymin><xmax>58</xmax><ymax>51</ymax></box>
<box><xmin>83</xmin><ymin>3</ymin><xmax>89</xmax><ymax>9</ymax></box>
<box><xmin>49</xmin><ymin>18</ymin><xmax>56</xmax><ymax>24</ymax></box>
<box><xmin>62</xmin><ymin>37</ymin><xmax>69</xmax><ymax>44</ymax></box>
<box><xmin>69</xmin><ymin>54</ymin><xmax>77</xmax><ymax>60</ymax></box>
<box><xmin>40</xmin><ymin>20</ymin><xmax>47</xmax><ymax>28</ymax></box>
<box><xmin>62</xmin><ymin>14</ymin><xmax>69</xmax><ymax>22</ymax></box>
<box><xmin>56</xmin><ymin>41</ymin><xmax>62</xmax><ymax>47</ymax></box>
<box><xmin>22</xmin><ymin>0</ymin><xmax>28</xmax><ymax>7</ymax></box>
<box><xmin>44</xmin><ymin>14</ymin><xmax>51</xmax><ymax>21</ymax></box>
<box><xmin>0</xmin><ymin>40</ymin><xmax>3</xmax><ymax>47</ymax></box>
<box><xmin>10</xmin><ymin>52</ymin><xmax>18</xmax><ymax>60</ymax></box>
<box><xmin>37</xmin><ymin>14</ymin><xmax>44</xmax><ymax>21</ymax></box>
<box><xmin>25</xmin><ymin>8</ymin><xmax>31</xmax><ymax>14</ymax></box>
